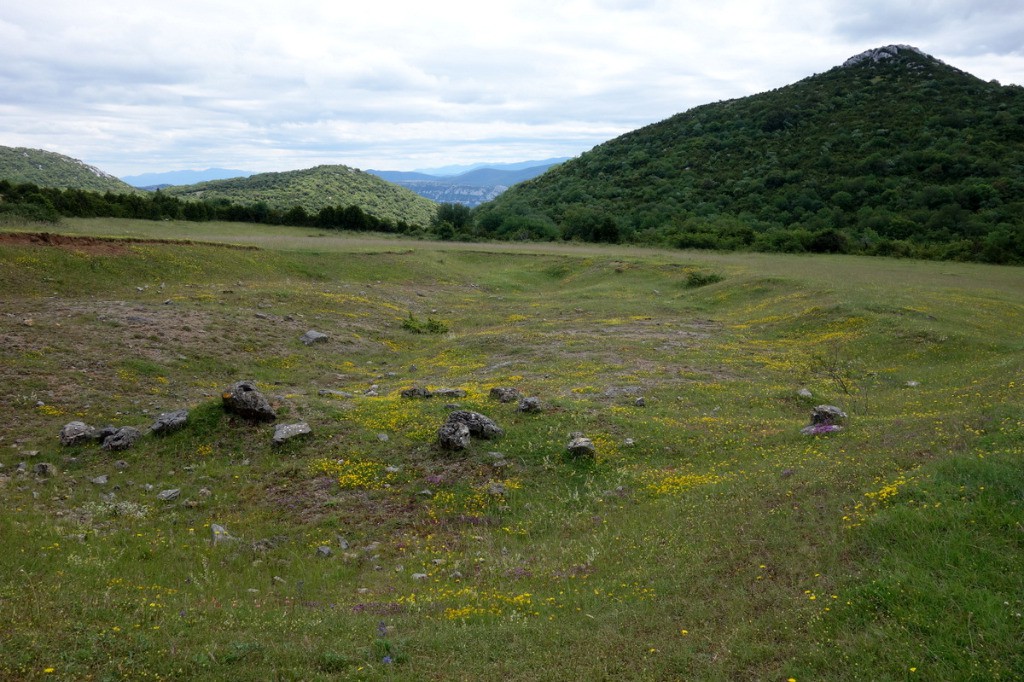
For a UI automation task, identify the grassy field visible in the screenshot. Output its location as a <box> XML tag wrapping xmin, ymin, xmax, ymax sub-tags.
<box><xmin>1</xmin><ymin>218</ymin><xmax>1022</xmax><ymax>681</ymax></box>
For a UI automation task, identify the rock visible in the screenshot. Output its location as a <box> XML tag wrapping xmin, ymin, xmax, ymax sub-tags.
<box><xmin>59</xmin><ymin>421</ymin><xmax>96</xmax><ymax>446</ymax></box>
<box><xmin>273</xmin><ymin>422</ymin><xmax>312</xmax><ymax>445</ymax></box>
<box><xmin>566</xmin><ymin>435</ymin><xmax>596</xmax><ymax>460</ymax></box>
<box><xmin>33</xmin><ymin>462</ymin><xmax>58</xmax><ymax>477</ymax></box>
<box><xmin>489</xmin><ymin>387</ymin><xmax>521</xmax><ymax>403</ymax></box>
<box><xmin>635</xmin><ymin>397</ymin><xmax>646</xmax><ymax>407</ymax></box>
<box><xmin>401</xmin><ymin>386</ymin><xmax>432</xmax><ymax>399</ymax></box>
<box><xmin>300</xmin><ymin>330</ymin><xmax>329</xmax><ymax>345</ymax></box>
<box><xmin>210</xmin><ymin>523</ymin><xmax>232</xmax><ymax>545</ymax></box>
<box><xmin>377</xmin><ymin>433</ymin><xmax>390</xmax><ymax>442</ymax></box>
<box><xmin>623</xmin><ymin>438</ymin><xmax>636</xmax><ymax>447</ymax></box>
<box><xmin>316</xmin><ymin>545</ymin><xmax>332</xmax><ymax>558</ymax></box>
<box><xmin>412</xmin><ymin>573</ymin><xmax>429</xmax><ymax>581</ymax></box>
<box><xmin>91</xmin><ymin>474</ymin><xmax>109</xmax><ymax>485</ymax></box>
<box><xmin>810</xmin><ymin>405</ymin><xmax>847</xmax><ymax>426</ymax></box>
<box><xmin>101</xmin><ymin>427</ymin><xmax>142</xmax><ymax>451</ymax></box>
<box><xmin>385</xmin><ymin>465</ymin><xmax>400</xmax><ymax>473</ymax></box>
<box><xmin>150</xmin><ymin>409</ymin><xmax>189</xmax><ymax>435</ymax></box>
<box><xmin>487</xmin><ymin>482</ymin><xmax>508</xmax><ymax>496</ymax></box>
<box><xmin>797</xmin><ymin>388</ymin><xmax>813</xmax><ymax>398</ymax></box>
<box><xmin>517</xmin><ymin>397</ymin><xmax>542</xmax><ymax>413</ymax></box>
<box><xmin>95</xmin><ymin>425</ymin><xmax>120</xmax><ymax>442</ymax></box>
<box><xmin>445</xmin><ymin>411</ymin><xmax>503</xmax><ymax>440</ymax></box>
<box><xmin>222</xmin><ymin>381</ymin><xmax>276</xmax><ymax>422</ymax></box>
<box><xmin>114</xmin><ymin>460</ymin><xmax>129</xmax><ymax>470</ymax></box>
<box><xmin>438</xmin><ymin>421</ymin><xmax>471</xmax><ymax>451</ymax></box>
<box><xmin>318</xmin><ymin>389</ymin><xmax>354</xmax><ymax>398</ymax></box>
<box><xmin>905</xmin><ymin>380</ymin><xmax>920</xmax><ymax>387</ymax></box>
<box><xmin>156</xmin><ymin>488</ymin><xmax>180</xmax><ymax>501</ymax></box>
<box><xmin>433</xmin><ymin>388</ymin><xmax>467</xmax><ymax>398</ymax></box>
<box><xmin>801</xmin><ymin>405</ymin><xmax>847</xmax><ymax>436</ymax></box>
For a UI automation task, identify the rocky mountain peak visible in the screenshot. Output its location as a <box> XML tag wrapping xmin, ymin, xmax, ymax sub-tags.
<box><xmin>841</xmin><ymin>44</ymin><xmax>942</xmax><ymax>68</ymax></box>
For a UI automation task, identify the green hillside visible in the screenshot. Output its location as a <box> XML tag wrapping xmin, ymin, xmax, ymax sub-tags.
<box><xmin>166</xmin><ymin>164</ymin><xmax>438</xmax><ymax>226</ymax></box>
<box><xmin>475</xmin><ymin>45</ymin><xmax>1024</xmax><ymax>262</ymax></box>
<box><xmin>0</xmin><ymin>145</ymin><xmax>138</xmax><ymax>194</ymax></box>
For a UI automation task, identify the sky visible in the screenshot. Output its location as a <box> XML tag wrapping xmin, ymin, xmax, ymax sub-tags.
<box><xmin>1</xmin><ymin>0</ymin><xmax>1022</xmax><ymax>177</ymax></box>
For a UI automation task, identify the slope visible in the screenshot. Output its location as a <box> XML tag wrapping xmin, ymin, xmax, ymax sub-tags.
<box><xmin>165</xmin><ymin>164</ymin><xmax>438</xmax><ymax>226</ymax></box>
<box><xmin>475</xmin><ymin>45</ymin><xmax>1024</xmax><ymax>260</ymax></box>
<box><xmin>0</xmin><ymin>145</ymin><xmax>139</xmax><ymax>194</ymax></box>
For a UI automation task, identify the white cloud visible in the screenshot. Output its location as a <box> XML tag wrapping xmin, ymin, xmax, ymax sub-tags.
<box><xmin>0</xmin><ymin>0</ymin><xmax>1021</xmax><ymax>175</ymax></box>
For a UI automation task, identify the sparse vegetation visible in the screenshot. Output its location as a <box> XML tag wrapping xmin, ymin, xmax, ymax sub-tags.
<box><xmin>1</xmin><ymin>217</ymin><xmax>1022</xmax><ymax>680</ymax></box>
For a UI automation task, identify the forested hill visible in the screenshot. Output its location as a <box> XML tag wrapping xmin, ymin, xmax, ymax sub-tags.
<box><xmin>0</xmin><ymin>146</ymin><xmax>139</xmax><ymax>194</ymax></box>
<box><xmin>474</xmin><ymin>45</ymin><xmax>1024</xmax><ymax>262</ymax></box>
<box><xmin>164</xmin><ymin>165</ymin><xmax>437</xmax><ymax>226</ymax></box>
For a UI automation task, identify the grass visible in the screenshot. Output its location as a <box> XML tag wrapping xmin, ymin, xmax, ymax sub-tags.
<box><xmin>1</xmin><ymin>218</ymin><xmax>1022</xmax><ymax>680</ymax></box>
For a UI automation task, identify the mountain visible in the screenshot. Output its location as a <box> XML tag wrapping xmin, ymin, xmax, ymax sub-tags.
<box><xmin>121</xmin><ymin>168</ymin><xmax>254</xmax><ymax>188</ymax></box>
<box><xmin>0</xmin><ymin>145</ymin><xmax>138</xmax><ymax>194</ymax></box>
<box><xmin>164</xmin><ymin>164</ymin><xmax>437</xmax><ymax>226</ymax></box>
<box><xmin>368</xmin><ymin>159</ymin><xmax>566</xmax><ymax>206</ymax></box>
<box><xmin>474</xmin><ymin>46</ymin><xmax>1024</xmax><ymax>261</ymax></box>
<box><xmin>411</xmin><ymin>157</ymin><xmax>571</xmax><ymax>176</ymax></box>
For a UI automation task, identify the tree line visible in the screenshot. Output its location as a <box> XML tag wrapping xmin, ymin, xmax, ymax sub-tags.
<box><xmin>0</xmin><ymin>179</ymin><xmax>421</xmax><ymax>234</ymax></box>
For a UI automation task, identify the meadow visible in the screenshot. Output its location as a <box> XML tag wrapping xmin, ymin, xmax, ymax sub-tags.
<box><xmin>1</xmin><ymin>218</ymin><xmax>1022</xmax><ymax>680</ymax></box>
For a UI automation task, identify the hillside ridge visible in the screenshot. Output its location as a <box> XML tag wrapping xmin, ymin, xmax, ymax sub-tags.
<box><xmin>0</xmin><ymin>145</ymin><xmax>138</xmax><ymax>194</ymax></box>
<box><xmin>165</xmin><ymin>164</ymin><xmax>438</xmax><ymax>226</ymax></box>
<box><xmin>473</xmin><ymin>45</ymin><xmax>1024</xmax><ymax>262</ymax></box>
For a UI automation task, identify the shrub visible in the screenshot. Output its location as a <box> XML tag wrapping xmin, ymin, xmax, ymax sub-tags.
<box><xmin>401</xmin><ymin>313</ymin><xmax>448</xmax><ymax>334</ymax></box>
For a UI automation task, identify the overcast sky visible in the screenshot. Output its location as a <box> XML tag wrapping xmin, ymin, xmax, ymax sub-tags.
<box><xmin>1</xmin><ymin>0</ymin><xmax>1022</xmax><ymax>176</ymax></box>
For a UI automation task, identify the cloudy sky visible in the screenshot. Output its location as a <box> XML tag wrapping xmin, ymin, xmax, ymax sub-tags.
<box><xmin>1</xmin><ymin>0</ymin><xmax>1022</xmax><ymax>176</ymax></box>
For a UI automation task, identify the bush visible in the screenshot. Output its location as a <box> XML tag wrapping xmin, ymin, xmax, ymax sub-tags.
<box><xmin>401</xmin><ymin>313</ymin><xmax>448</xmax><ymax>334</ymax></box>
<box><xmin>684</xmin><ymin>270</ymin><xmax>724</xmax><ymax>288</ymax></box>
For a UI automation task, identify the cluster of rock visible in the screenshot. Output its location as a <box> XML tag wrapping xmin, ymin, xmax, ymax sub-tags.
<box><xmin>489</xmin><ymin>386</ymin><xmax>543</xmax><ymax>414</ymax></box>
<box><xmin>51</xmin><ymin>381</ymin><xmax>312</xmax><ymax>465</ymax></box>
<box><xmin>222</xmin><ymin>380</ymin><xmax>311</xmax><ymax>445</ymax></box>
<box><xmin>58</xmin><ymin>408</ymin><xmax>187</xmax><ymax>453</ymax></box>
<box><xmin>400</xmin><ymin>386</ymin><xmax>467</xmax><ymax>400</ymax></box>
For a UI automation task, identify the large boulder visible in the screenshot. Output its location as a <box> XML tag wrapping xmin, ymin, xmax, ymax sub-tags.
<box><xmin>801</xmin><ymin>405</ymin><xmax>847</xmax><ymax>435</ymax></box>
<box><xmin>810</xmin><ymin>405</ymin><xmax>847</xmax><ymax>425</ymax></box>
<box><xmin>445</xmin><ymin>411</ymin><xmax>503</xmax><ymax>439</ymax></box>
<box><xmin>489</xmin><ymin>387</ymin><xmax>522</xmax><ymax>403</ymax></box>
<box><xmin>59</xmin><ymin>421</ymin><xmax>96</xmax><ymax>446</ymax></box>
<box><xmin>517</xmin><ymin>397</ymin><xmax>542</xmax><ymax>413</ymax></box>
<box><xmin>101</xmin><ymin>426</ymin><xmax>142</xmax><ymax>451</ymax></box>
<box><xmin>222</xmin><ymin>381</ymin><xmax>276</xmax><ymax>422</ymax></box>
<box><xmin>273</xmin><ymin>422</ymin><xmax>312</xmax><ymax>445</ymax></box>
<box><xmin>566</xmin><ymin>434</ymin><xmax>596</xmax><ymax>460</ymax></box>
<box><xmin>401</xmin><ymin>386</ymin><xmax>433</xmax><ymax>399</ymax></box>
<box><xmin>437</xmin><ymin>421</ymin><xmax>471</xmax><ymax>451</ymax></box>
<box><xmin>150</xmin><ymin>409</ymin><xmax>189</xmax><ymax>436</ymax></box>
<box><xmin>300</xmin><ymin>330</ymin><xmax>329</xmax><ymax>346</ymax></box>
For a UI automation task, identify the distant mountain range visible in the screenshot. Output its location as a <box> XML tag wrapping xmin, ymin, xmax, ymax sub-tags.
<box><xmin>368</xmin><ymin>158</ymin><xmax>568</xmax><ymax>206</ymax></box>
<box><xmin>121</xmin><ymin>168</ymin><xmax>254</xmax><ymax>188</ymax></box>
